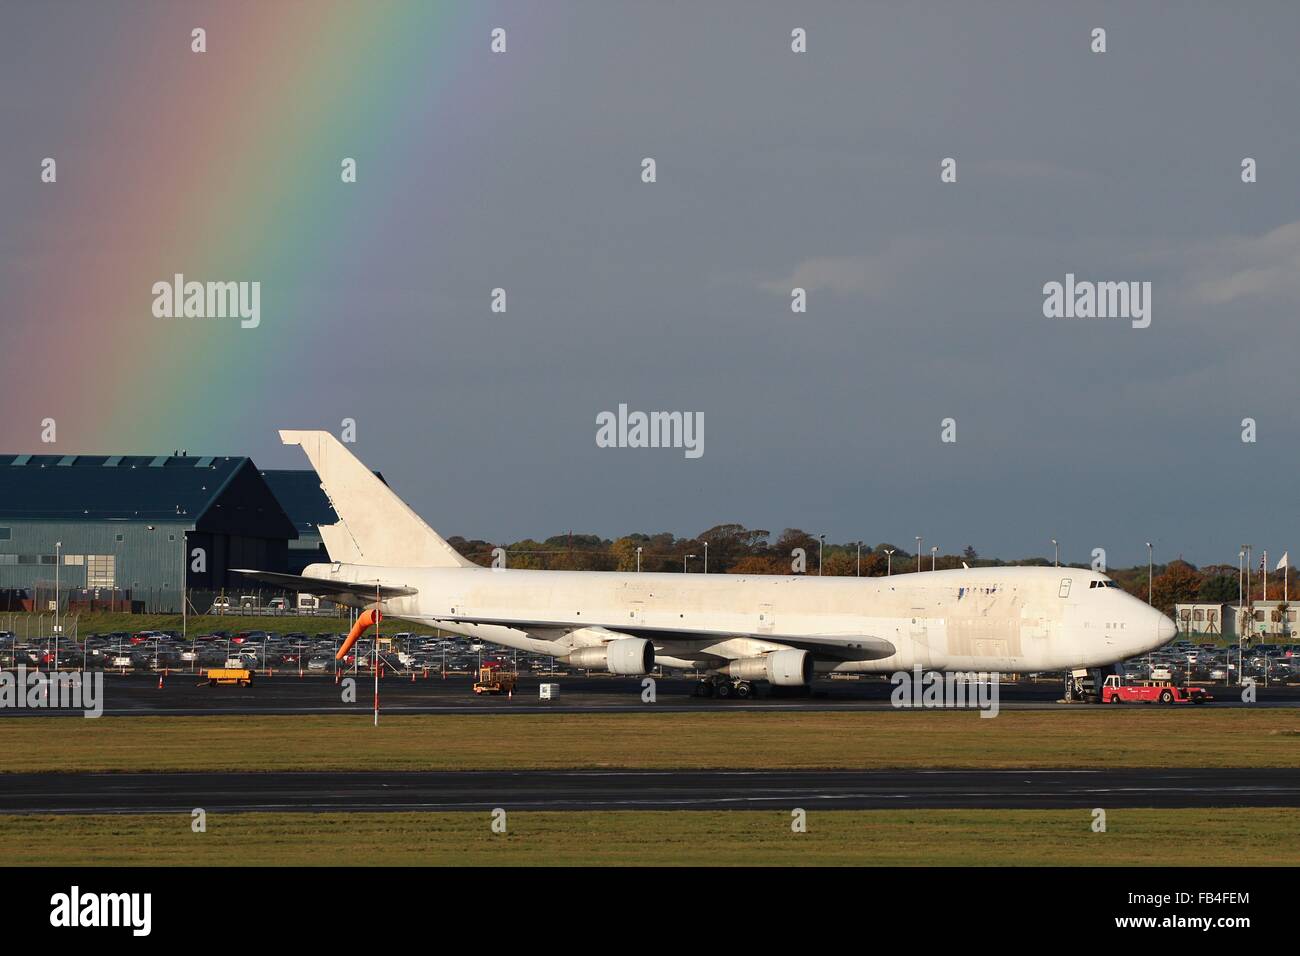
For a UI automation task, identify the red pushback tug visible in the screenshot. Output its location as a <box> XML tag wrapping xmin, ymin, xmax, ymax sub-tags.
<box><xmin>1101</xmin><ymin>674</ymin><xmax>1213</xmax><ymax>704</ymax></box>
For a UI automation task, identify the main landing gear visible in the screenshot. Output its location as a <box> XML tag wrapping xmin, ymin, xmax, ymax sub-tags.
<box><xmin>692</xmin><ymin>675</ymin><xmax>755</xmax><ymax>699</ymax></box>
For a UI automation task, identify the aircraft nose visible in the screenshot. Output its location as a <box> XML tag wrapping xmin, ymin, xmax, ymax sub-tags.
<box><xmin>1155</xmin><ymin>611</ymin><xmax>1176</xmax><ymax>644</ymax></box>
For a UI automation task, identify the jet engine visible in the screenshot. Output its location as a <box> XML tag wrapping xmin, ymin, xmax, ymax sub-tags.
<box><xmin>567</xmin><ymin>637</ymin><xmax>655</xmax><ymax>675</ymax></box>
<box><xmin>724</xmin><ymin>649</ymin><xmax>812</xmax><ymax>686</ymax></box>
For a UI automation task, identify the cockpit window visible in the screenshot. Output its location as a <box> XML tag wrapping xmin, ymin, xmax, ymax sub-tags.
<box><xmin>1089</xmin><ymin>580</ymin><xmax>1119</xmax><ymax>589</ymax></box>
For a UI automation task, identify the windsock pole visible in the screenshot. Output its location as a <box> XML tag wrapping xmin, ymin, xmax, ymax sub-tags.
<box><xmin>334</xmin><ymin>601</ymin><xmax>384</xmax><ymax>725</ymax></box>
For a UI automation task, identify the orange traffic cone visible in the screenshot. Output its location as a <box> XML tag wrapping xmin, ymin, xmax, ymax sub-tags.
<box><xmin>157</xmin><ymin>672</ymin><xmax>164</xmax><ymax>689</ymax></box>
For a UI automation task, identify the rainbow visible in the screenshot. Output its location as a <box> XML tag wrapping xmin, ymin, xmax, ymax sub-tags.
<box><xmin>2</xmin><ymin>1</ymin><xmax>483</xmax><ymax>453</ymax></box>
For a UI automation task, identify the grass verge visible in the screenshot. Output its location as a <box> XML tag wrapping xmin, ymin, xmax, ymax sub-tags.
<box><xmin>1</xmin><ymin>808</ymin><xmax>1294</xmax><ymax>866</ymax></box>
<box><xmin>2</xmin><ymin>710</ymin><xmax>1298</xmax><ymax>772</ymax></box>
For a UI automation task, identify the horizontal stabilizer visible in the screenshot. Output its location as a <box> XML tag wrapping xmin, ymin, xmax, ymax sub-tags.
<box><xmin>231</xmin><ymin>569</ymin><xmax>418</xmax><ymax>602</ymax></box>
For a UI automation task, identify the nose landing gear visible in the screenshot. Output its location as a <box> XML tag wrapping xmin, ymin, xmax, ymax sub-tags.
<box><xmin>1063</xmin><ymin>668</ymin><xmax>1103</xmax><ymax>703</ymax></box>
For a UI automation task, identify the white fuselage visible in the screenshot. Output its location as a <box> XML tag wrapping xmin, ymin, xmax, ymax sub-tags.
<box><xmin>309</xmin><ymin>562</ymin><xmax>1175</xmax><ymax>674</ymax></box>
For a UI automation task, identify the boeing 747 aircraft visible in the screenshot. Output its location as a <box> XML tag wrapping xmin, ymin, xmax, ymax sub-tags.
<box><xmin>240</xmin><ymin>430</ymin><xmax>1176</xmax><ymax>699</ymax></box>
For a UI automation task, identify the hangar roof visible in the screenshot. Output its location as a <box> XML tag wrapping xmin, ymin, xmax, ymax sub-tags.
<box><xmin>0</xmin><ymin>454</ymin><xmax>297</xmax><ymax>539</ymax></box>
<box><xmin>259</xmin><ymin>469</ymin><xmax>336</xmax><ymax>534</ymax></box>
<box><xmin>259</xmin><ymin>468</ymin><xmax>385</xmax><ymax>534</ymax></box>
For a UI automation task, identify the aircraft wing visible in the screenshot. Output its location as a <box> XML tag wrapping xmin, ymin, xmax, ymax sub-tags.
<box><xmin>230</xmin><ymin>569</ymin><xmax>418</xmax><ymax>602</ymax></box>
<box><xmin>432</xmin><ymin>614</ymin><xmax>895</xmax><ymax>662</ymax></box>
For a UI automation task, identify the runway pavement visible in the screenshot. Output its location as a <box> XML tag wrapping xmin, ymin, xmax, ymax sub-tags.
<box><xmin>3</xmin><ymin>672</ymin><xmax>1295</xmax><ymax>716</ymax></box>
<box><xmin>3</xmin><ymin>768</ymin><xmax>1298</xmax><ymax>813</ymax></box>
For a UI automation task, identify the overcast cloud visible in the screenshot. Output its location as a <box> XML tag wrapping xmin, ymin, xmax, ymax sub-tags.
<box><xmin>1</xmin><ymin>1</ymin><xmax>1298</xmax><ymax>566</ymax></box>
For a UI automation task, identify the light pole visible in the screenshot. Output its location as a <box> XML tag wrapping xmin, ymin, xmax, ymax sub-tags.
<box><xmin>1237</xmin><ymin>546</ymin><xmax>1248</xmax><ymax>606</ymax></box>
<box><xmin>54</xmin><ymin>541</ymin><xmax>61</xmax><ymax>670</ymax></box>
<box><xmin>930</xmin><ymin>545</ymin><xmax>938</xmax><ymax>572</ymax></box>
<box><xmin>1051</xmin><ymin>538</ymin><xmax>1058</xmax><ymax>568</ymax></box>
<box><xmin>885</xmin><ymin>549</ymin><xmax>895</xmax><ymax>576</ymax></box>
<box><xmin>684</xmin><ymin>553</ymin><xmax>695</xmax><ymax>573</ymax></box>
<box><xmin>704</xmin><ymin>541</ymin><xmax>708</xmax><ymax>574</ymax></box>
<box><xmin>1238</xmin><ymin>548</ymin><xmax>1245</xmax><ymax>661</ymax></box>
<box><xmin>818</xmin><ymin>535</ymin><xmax>825</xmax><ymax>576</ymax></box>
<box><xmin>856</xmin><ymin>541</ymin><xmax>862</xmax><ymax>577</ymax></box>
<box><xmin>915</xmin><ymin>537</ymin><xmax>922</xmax><ymax>574</ymax></box>
<box><xmin>636</xmin><ymin>547</ymin><xmax>642</xmax><ymax>573</ymax></box>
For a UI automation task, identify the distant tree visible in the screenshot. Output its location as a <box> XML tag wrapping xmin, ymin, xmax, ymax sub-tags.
<box><xmin>696</xmin><ymin>524</ymin><xmax>769</xmax><ymax>572</ymax></box>
<box><xmin>822</xmin><ymin>553</ymin><xmax>855</xmax><ymax>576</ymax></box>
<box><xmin>1198</xmin><ymin>573</ymin><xmax>1238</xmax><ymax>604</ymax></box>
<box><xmin>504</xmin><ymin>538</ymin><xmax>548</xmax><ymax>569</ymax></box>
<box><xmin>1151</xmin><ymin>559</ymin><xmax>1202</xmax><ymax>614</ymax></box>
<box><xmin>775</xmin><ymin>529</ymin><xmax>819</xmax><ymax>562</ymax></box>
<box><xmin>861</xmin><ymin>551</ymin><xmax>890</xmax><ymax>576</ymax></box>
<box><xmin>611</xmin><ymin>536</ymin><xmax>642</xmax><ymax>572</ymax></box>
<box><xmin>447</xmin><ymin>536</ymin><xmax>494</xmax><ymax>566</ymax></box>
<box><xmin>962</xmin><ymin>545</ymin><xmax>978</xmax><ymax>562</ymax></box>
<box><xmin>729</xmin><ymin>556</ymin><xmax>787</xmax><ymax>575</ymax></box>
<box><xmin>874</xmin><ymin>543</ymin><xmax>910</xmax><ymax>559</ymax></box>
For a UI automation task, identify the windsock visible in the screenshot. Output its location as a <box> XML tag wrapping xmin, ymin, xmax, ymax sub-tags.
<box><xmin>336</xmin><ymin>608</ymin><xmax>382</xmax><ymax>660</ymax></box>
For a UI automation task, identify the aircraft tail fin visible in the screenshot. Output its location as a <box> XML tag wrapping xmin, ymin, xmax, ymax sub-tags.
<box><xmin>278</xmin><ymin>429</ymin><xmax>476</xmax><ymax>569</ymax></box>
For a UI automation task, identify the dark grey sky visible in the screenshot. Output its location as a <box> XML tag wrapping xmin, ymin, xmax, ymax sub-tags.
<box><xmin>2</xmin><ymin>1</ymin><xmax>1298</xmax><ymax>567</ymax></box>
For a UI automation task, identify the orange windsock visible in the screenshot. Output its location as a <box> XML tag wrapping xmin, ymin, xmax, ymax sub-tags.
<box><xmin>336</xmin><ymin>608</ymin><xmax>382</xmax><ymax>660</ymax></box>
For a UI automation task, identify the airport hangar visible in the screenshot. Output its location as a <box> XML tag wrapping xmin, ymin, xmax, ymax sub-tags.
<box><xmin>0</xmin><ymin>453</ymin><xmax>349</xmax><ymax>614</ymax></box>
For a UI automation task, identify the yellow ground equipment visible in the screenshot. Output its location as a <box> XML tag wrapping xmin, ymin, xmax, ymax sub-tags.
<box><xmin>473</xmin><ymin>663</ymin><xmax>517</xmax><ymax>695</ymax></box>
<box><xmin>206</xmin><ymin>667</ymin><xmax>254</xmax><ymax>687</ymax></box>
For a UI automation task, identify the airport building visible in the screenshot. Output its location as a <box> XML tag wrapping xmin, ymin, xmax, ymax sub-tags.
<box><xmin>0</xmin><ymin>453</ymin><xmax>298</xmax><ymax>613</ymax></box>
<box><xmin>1175</xmin><ymin>601</ymin><xmax>1297</xmax><ymax>641</ymax></box>
<box><xmin>1242</xmin><ymin>600</ymin><xmax>1297</xmax><ymax>640</ymax></box>
<box><xmin>258</xmin><ymin>469</ymin><xmax>336</xmax><ymax>574</ymax></box>
<box><xmin>1174</xmin><ymin>603</ymin><xmax>1233</xmax><ymax>637</ymax></box>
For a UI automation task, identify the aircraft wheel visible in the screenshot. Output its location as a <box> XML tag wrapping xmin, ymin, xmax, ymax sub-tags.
<box><xmin>715</xmin><ymin>680</ymin><xmax>732</xmax><ymax>700</ymax></box>
<box><xmin>734</xmin><ymin>681</ymin><xmax>752</xmax><ymax>700</ymax></box>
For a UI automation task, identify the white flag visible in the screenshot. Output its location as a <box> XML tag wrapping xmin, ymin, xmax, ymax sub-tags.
<box><xmin>1278</xmin><ymin>552</ymin><xmax>1290</xmax><ymax>571</ymax></box>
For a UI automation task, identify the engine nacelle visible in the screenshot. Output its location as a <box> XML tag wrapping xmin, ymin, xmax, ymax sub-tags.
<box><xmin>568</xmin><ymin>637</ymin><xmax>654</xmax><ymax>675</ymax></box>
<box><xmin>725</xmin><ymin>649</ymin><xmax>813</xmax><ymax>686</ymax></box>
